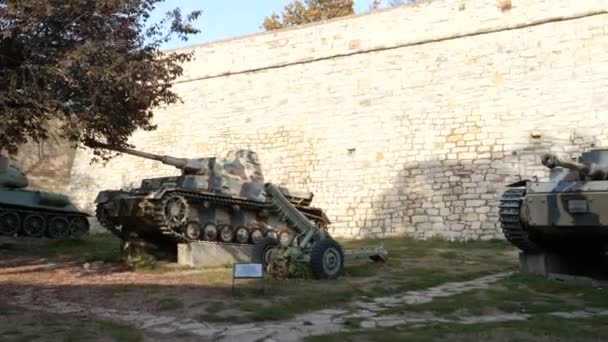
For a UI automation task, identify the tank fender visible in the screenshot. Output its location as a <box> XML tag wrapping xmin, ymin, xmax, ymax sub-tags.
<box><xmin>504</xmin><ymin>180</ymin><xmax>530</xmax><ymax>188</ymax></box>
<box><xmin>94</xmin><ymin>190</ymin><xmax>124</xmax><ymax>204</ymax></box>
<box><xmin>144</xmin><ymin>188</ymin><xmax>171</xmax><ymax>200</ymax></box>
<box><xmin>36</xmin><ymin>191</ymin><xmax>70</xmax><ymax>207</ymax></box>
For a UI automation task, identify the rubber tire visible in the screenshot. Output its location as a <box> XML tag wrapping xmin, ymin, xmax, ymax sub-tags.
<box><xmin>310</xmin><ymin>238</ymin><xmax>344</xmax><ymax>280</ymax></box>
<box><xmin>252</xmin><ymin>237</ymin><xmax>279</xmax><ymax>269</ymax></box>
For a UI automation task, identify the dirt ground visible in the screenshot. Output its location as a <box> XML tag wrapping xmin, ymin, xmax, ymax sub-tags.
<box><xmin>1</xmin><ymin>234</ymin><xmax>607</xmax><ymax>341</ymax></box>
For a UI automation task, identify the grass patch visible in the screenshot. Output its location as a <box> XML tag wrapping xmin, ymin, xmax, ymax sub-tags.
<box><xmin>21</xmin><ymin>233</ymin><xmax>122</xmax><ymax>262</ymax></box>
<box><xmin>502</xmin><ymin>273</ymin><xmax>608</xmax><ymax>308</ymax></box>
<box><xmin>98</xmin><ymin>321</ymin><xmax>143</xmax><ymax>341</ymax></box>
<box><xmin>0</xmin><ymin>305</ymin><xmax>143</xmax><ymax>342</ymax></box>
<box><xmin>207</xmin><ymin>237</ymin><xmax>519</xmax><ymax>321</ymax></box>
<box><xmin>205</xmin><ymin>301</ymin><xmax>227</xmax><ymax>313</ymax></box>
<box><xmin>157</xmin><ymin>298</ymin><xmax>184</xmax><ymax>311</ymax></box>
<box><xmin>242</xmin><ymin>288</ymin><xmax>358</xmax><ymax>321</ymax></box>
<box><xmin>380</xmin><ymin>272</ymin><xmax>608</xmax><ymax>318</ymax></box>
<box><xmin>306</xmin><ymin>315</ymin><xmax>608</xmax><ymax>342</ymax></box>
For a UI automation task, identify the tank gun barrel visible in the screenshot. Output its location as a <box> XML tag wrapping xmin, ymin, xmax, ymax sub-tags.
<box><xmin>541</xmin><ymin>153</ymin><xmax>589</xmax><ymax>173</ymax></box>
<box><xmin>87</xmin><ymin>141</ymin><xmax>196</xmax><ymax>171</ymax></box>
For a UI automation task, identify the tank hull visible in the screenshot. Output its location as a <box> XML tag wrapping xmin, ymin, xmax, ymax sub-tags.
<box><xmin>499</xmin><ymin>180</ymin><xmax>608</xmax><ymax>254</ymax></box>
<box><xmin>94</xmin><ymin>186</ymin><xmax>330</xmax><ymax>248</ymax></box>
<box><xmin>0</xmin><ymin>189</ymin><xmax>90</xmax><ymax>239</ymax></box>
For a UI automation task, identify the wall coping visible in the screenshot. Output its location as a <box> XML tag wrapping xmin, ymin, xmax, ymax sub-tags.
<box><xmin>164</xmin><ymin>0</ymin><xmax>608</xmax><ymax>83</ymax></box>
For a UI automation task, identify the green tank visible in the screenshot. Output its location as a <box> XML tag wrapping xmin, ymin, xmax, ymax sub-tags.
<box><xmin>0</xmin><ymin>155</ymin><xmax>90</xmax><ymax>239</ymax></box>
<box><xmin>499</xmin><ymin>148</ymin><xmax>608</xmax><ymax>254</ymax></box>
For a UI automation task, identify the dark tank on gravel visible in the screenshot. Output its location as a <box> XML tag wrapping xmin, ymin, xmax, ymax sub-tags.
<box><xmin>91</xmin><ymin>142</ymin><xmax>331</xmax><ymax>250</ymax></box>
<box><xmin>499</xmin><ymin>148</ymin><xmax>608</xmax><ymax>255</ymax></box>
<box><xmin>0</xmin><ymin>155</ymin><xmax>90</xmax><ymax>239</ymax></box>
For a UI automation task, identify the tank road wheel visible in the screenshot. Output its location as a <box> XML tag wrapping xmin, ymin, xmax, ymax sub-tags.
<box><xmin>253</xmin><ymin>237</ymin><xmax>280</xmax><ymax>269</ymax></box>
<box><xmin>69</xmin><ymin>217</ymin><xmax>90</xmax><ymax>239</ymax></box>
<box><xmin>219</xmin><ymin>224</ymin><xmax>234</xmax><ymax>243</ymax></box>
<box><xmin>249</xmin><ymin>228</ymin><xmax>264</xmax><ymax>244</ymax></box>
<box><xmin>234</xmin><ymin>226</ymin><xmax>250</xmax><ymax>244</ymax></box>
<box><xmin>265</xmin><ymin>229</ymin><xmax>278</xmax><ymax>240</ymax></box>
<box><xmin>202</xmin><ymin>223</ymin><xmax>218</xmax><ymax>241</ymax></box>
<box><xmin>185</xmin><ymin>221</ymin><xmax>202</xmax><ymax>240</ymax></box>
<box><xmin>162</xmin><ymin>195</ymin><xmax>189</xmax><ymax>231</ymax></box>
<box><xmin>47</xmin><ymin>216</ymin><xmax>71</xmax><ymax>239</ymax></box>
<box><xmin>0</xmin><ymin>211</ymin><xmax>21</xmax><ymax>236</ymax></box>
<box><xmin>22</xmin><ymin>214</ymin><xmax>46</xmax><ymax>237</ymax></box>
<box><xmin>310</xmin><ymin>238</ymin><xmax>344</xmax><ymax>280</ymax></box>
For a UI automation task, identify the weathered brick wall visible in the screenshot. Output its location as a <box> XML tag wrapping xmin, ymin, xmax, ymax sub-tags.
<box><xmin>67</xmin><ymin>0</ymin><xmax>608</xmax><ymax>240</ymax></box>
<box><xmin>12</xmin><ymin>139</ymin><xmax>77</xmax><ymax>193</ymax></box>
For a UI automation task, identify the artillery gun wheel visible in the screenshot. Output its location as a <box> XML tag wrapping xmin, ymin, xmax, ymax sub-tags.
<box><xmin>310</xmin><ymin>238</ymin><xmax>344</xmax><ymax>280</ymax></box>
<box><xmin>253</xmin><ymin>237</ymin><xmax>280</xmax><ymax>269</ymax></box>
<box><xmin>234</xmin><ymin>226</ymin><xmax>250</xmax><ymax>244</ymax></box>
<box><xmin>69</xmin><ymin>217</ymin><xmax>90</xmax><ymax>239</ymax></box>
<box><xmin>202</xmin><ymin>223</ymin><xmax>218</xmax><ymax>241</ymax></box>
<box><xmin>219</xmin><ymin>224</ymin><xmax>234</xmax><ymax>243</ymax></box>
<box><xmin>161</xmin><ymin>194</ymin><xmax>190</xmax><ymax>231</ymax></box>
<box><xmin>0</xmin><ymin>211</ymin><xmax>21</xmax><ymax>236</ymax></box>
<box><xmin>47</xmin><ymin>216</ymin><xmax>70</xmax><ymax>239</ymax></box>
<box><xmin>22</xmin><ymin>214</ymin><xmax>46</xmax><ymax>237</ymax></box>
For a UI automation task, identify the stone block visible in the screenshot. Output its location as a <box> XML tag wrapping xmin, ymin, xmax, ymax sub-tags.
<box><xmin>519</xmin><ymin>252</ymin><xmax>608</xmax><ymax>278</ymax></box>
<box><xmin>178</xmin><ymin>242</ymin><xmax>254</xmax><ymax>268</ymax></box>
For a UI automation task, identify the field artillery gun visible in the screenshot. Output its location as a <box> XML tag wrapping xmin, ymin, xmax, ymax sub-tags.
<box><xmin>90</xmin><ymin>142</ymin><xmax>331</xmax><ymax>252</ymax></box>
<box><xmin>0</xmin><ymin>155</ymin><xmax>90</xmax><ymax>239</ymax></box>
<box><xmin>253</xmin><ymin>183</ymin><xmax>387</xmax><ymax>279</ymax></box>
<box><xmin>499</xmin><ymin>148</ymin><xmax>608</xmax><ymax>255</ymax></box>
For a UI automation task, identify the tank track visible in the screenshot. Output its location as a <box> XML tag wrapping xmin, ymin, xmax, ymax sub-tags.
<box><xmin>498</xmin><ymin>187</ymin><xmax>542</xmax><ymax>252</ymax></box>
<box><xmin>0</xmin><ymin>204</ymin><xmax>90</xmax><ymax>239</ymax></box>
<box><xmin>95</xmin><ymin>205</ymin><xmax>124</xmax><ymax>239</ymax></box>
<box><xmin>97</xmin><ymin>189</ymin><xmax>326</xmax><ymax>244</ymax></box>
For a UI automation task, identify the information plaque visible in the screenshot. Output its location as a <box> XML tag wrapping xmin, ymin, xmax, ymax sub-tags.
<box><xmin>232</xmin><ymin>263</ymin><xmax>265</xmax><ymax>293</ymax></box>
<box><xmin>233</xmin><ymin>263</ymin><xmax>264</xmax><ymax>278</ymax></box>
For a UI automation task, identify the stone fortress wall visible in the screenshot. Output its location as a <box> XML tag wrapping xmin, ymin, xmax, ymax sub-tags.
<box><xmin>35</xmin><ymin>0</ymin><xmax>608</xmax><ymax>240</ymax></box>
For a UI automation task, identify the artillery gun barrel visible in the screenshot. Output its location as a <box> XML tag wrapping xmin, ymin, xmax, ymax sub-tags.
<box><xmin>87</xmin><ymin>141</ymin><xmax>189</xmax><ymax>169</ymax></box>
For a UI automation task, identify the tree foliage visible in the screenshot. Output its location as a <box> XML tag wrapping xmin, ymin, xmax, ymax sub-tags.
<box><xmin>262</xmin><ymin>0</ymin><xmax>354</xmax><ymax>31</ymax></box>
<box><xmin>0</xmin><ymin>0</ymin><xmax>201</xmax><ymax>160</ymax></box>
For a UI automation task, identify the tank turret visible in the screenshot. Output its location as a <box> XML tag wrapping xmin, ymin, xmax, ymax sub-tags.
<box><xmin>541</xmin><ymin>153</ymin><xmax>608</xmax><ymax>180</ymax></box>
<box><xmin>0</xmin><ymin>155</ymin><xmax>29</xmax><ymax>189</ymax></box>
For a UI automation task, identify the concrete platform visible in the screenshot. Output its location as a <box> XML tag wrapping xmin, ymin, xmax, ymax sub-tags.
<box><xmin>177</xmin><ymin>241</ymin><xmax>254</xmax><ymax>268</ymax></box>
<box><xmin>519</xmin><ymin>251</ymin><xmax>608</xmax><ymax>280</ymax></box>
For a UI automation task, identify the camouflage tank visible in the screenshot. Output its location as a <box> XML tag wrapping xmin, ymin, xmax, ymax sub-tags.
<box><xmin>0</xmin><ymin>155</ymin><xmax>90</xmax><ymax>239</ymax></box>
<box><xmin>499</xmin><ymin>148</ymin><xmax>608</xmax><ymax>254</ymax></box>
<box><xmin>91</xmin><ymin>142</ymin><xmax>330</xmax><ymax>249</ymax></box>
